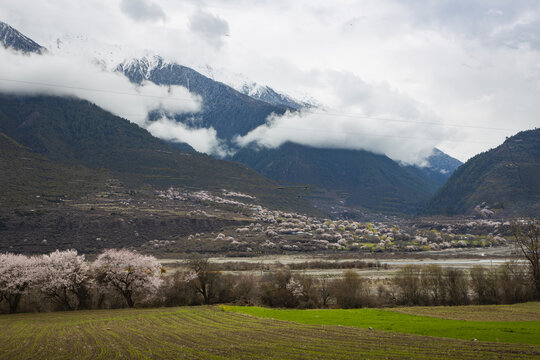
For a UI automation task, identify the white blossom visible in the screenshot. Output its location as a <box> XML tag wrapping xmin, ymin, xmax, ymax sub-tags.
<box><xmin>93</xmin><ymin>249</ymin><xmax>163</xmax><ymax>307</ymax></box>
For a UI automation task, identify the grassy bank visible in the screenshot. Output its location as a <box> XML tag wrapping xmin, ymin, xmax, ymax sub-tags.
<box><xmin>223</xmin><ymin>303</ymin><xmax>540</xmax><ymax>345</ymax></box>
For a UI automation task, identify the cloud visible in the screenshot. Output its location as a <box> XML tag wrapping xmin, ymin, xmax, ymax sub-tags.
<box><xmin>189</xmin><ymin>9</ymin><xmax>229</xmax><ymax>48</ymax></box>
<box><xmin>146</xmin><ymin>117</ymin><xmax>231</xmax><ymax>157</ymax></box>
<box><xmin>3</xmin><ymin>0</ymin><xmax>540</xmax><ymax>162</ymax></box>
<box><xmin>234</xmin><ymin>110</ymin><xmax>443</xmax><ymax>165</ymax></box>
<box><xmin>234</xmin><ymin>71</ymin><xmax>452</xmax><ymax>165</ymax></box>
<box><xmin>393</xmin><ymin>0</ymin><xmax>540</xmax><ymax>49</ymax></box>
<box><xmin>0</xmin><ymin>49</ymin><xmax>200</xmax><ymax>123</ymax></box>
<box><xmin>0</xmin><ymin>48</ymin><xmax>234</xmax><ymax>156</ymax></box>
<box><xmin>120</xmin><ymin>0</ymin><xmax>166</xmax><ymax>23</ymax></box>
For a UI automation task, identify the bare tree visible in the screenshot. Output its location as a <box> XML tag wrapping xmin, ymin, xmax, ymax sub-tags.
<box><xmin>393</xmin><ymin>265</ymin><xmax>423</xmax><ymax>305</ymax></box>
<box><xmin>186</xmin><ymin>254</ymin><xmax>220</xmax><ymax>304</ymax></box>
<box><xmin>332</xmin><ymin>270</ymin><xmax>370</xmax><ymax>308</ymax></box>
<box><xmin>512</xmin><ymin>220</ymin><xmax>540</xmax><ymax>298</ymax></box>
<box><xmin>318</xmin><ymin>276</ymin><xmax>332</xmax><ymax>308</ymax></box>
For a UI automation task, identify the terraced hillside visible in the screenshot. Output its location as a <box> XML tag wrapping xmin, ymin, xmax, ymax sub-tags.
<box><xmin>0</xmin><ymin>132</ymin><xmax>107</xmax><ymax>206</ymax></box>
<box><xmin>0</xmin><ymin>306</ymin><xmax>539</xmax><ymax>359</ymax></box>
<box><xmin>0</xmin><ymin>94</ymin><xmax>313</xmax><ymax>213</ymax></box>
<box><xmin>232</xmin><ymin>142</ymin><xmax>436</xmax><ymax>214</ymax></box>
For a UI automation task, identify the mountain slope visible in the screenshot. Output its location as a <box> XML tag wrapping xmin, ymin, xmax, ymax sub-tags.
<box><xmin>405</xmin><ymin>149</ymin><xmax>463</xmax><ymax>193</ymax></box>
<box><xmin>116</xmin><ymin>57</ymin><xmax>459</xmax><ymax>214</ymax></box>
<box><xmin>424</xmin><ymin>128</ymin><xmax>540</xmax><ymax>216</ymax></box>
<box><xmin>0</xmin><ymin>94</ymin><xmax>314</xmax><ymax>213</ymax></box>
<box><xmin>116</xmin><ymin>57</ymin><xmax>289</xmax><ymax>140</ymax></box>
<box><xmin>0</xmin><ymin>21</ymin><xmax>46</xmax><ymax>54</ymax></box>
<box><xmin>232</xmin><ymin>142</ymin><xmax>437</xmax><ymax>214</ymax></box>
<box><xmin>0</xmin><ymin>132</ymin><xmax>106</xmax><ymax>206</ymax></box>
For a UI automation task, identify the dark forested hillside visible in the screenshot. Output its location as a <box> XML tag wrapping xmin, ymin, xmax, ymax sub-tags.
<box><xmin>0</xmin><ymin>95</ymin><xmax>314</xmax><ymax>212</ymax></box>
<box><xmin>232</xmin><ymin>142</ymin><xmax>437</xmax><ymax>214</ymax></box>
<box><xmin>424</xmin><ymin>128</ymin><xmax>540</xmax><ymax>216</ymax></box>
<box><xmin>0</xmin><ymin>132</ymin><xmax>107</xmax><ymax>206</ymax></box>
<box><xmin>116</xmin><ymin>57</ymin><xmax>464</xmax><ymax>215</ymax></box>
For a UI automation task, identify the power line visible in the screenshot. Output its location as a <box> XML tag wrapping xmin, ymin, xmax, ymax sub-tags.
<box><xmin>0</xmin><ymin>78</ymin><xmax>197</xmax><ymax>103</ymax></box>
<box><xmin>0</xmin><ymin>77</ymin><xmax>523</xmax><ymax>134</ymax></box>
<box><xmin>111</xmin><ymin>112</ymin><xmax>500</xmax><ymax>145</ymax></box>
<box><xmin>253</xmin><ymin>126</ymin><xmax>501</xmax><ymax>145</ymax></box>
<box><xmin>299</xmin><ymin>110</ymin><xmax>520</xmax><ymax>132</ymax></box>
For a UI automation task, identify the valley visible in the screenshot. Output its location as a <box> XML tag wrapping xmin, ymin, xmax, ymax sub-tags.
<box><xmin>0</xmin><ymin>15</ymin><xmax>539</xmax><ymax>360</ymax></box>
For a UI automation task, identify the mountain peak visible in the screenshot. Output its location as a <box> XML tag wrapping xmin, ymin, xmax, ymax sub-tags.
<box><xmin>426</xmin><ymin>148</ymin><xmax>462</xmax><ymax>174</ymax></box>
<box><xmin>0</xmin><ymin>21</ymin><xmax>46</xmax><ymax>54</ymax></box>
<box><xmin>197</xmin><ymin>64</ymin><xmax>320</xmax><ymax>110</ymax></box>
<box><xmin>115</xmin><ymin>55</ymin><xmax>169</xmax><ymax>83</ymax></box>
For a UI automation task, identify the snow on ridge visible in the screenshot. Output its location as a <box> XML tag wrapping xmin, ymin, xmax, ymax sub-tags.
<box><xmin>0</xmin><ymin>21</ymin><xmax>46</xmax><ymax>54</ymax></box>
<box><xmin>24</xmin><ymin>30</ymin><xmax>322</xmax><ymax>110</ymax></box>
<box><xmin>198</xmin><ymin>64</ymin><xmax>321</xmax><ymax>109</ymax></box>
<box><xmin>43</xmin><ymin>34</ymin><xmax>162</xmax><ymax>72</ymax></box>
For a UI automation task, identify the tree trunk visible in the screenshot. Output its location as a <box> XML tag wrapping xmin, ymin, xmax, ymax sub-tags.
<box><xmin>8</xmin><ymin>294</ymin><xmax>21</xmax><ymax>313</ymax></box>
<box><xmin>76</xmin><ymin>285</ymin><xmax>90</xmax><ymax>310</ymax></box>
<box><xmin>124</xmin><ymin>291</ymin><xmax>134</xmax><ymax>307</ymax></box>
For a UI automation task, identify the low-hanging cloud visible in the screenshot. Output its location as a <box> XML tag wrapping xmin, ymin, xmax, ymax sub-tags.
<box><xmin>146</xmin><ymin>117</ymin><xmax>231</xmax><ymax>157</ymax></box>
<box><xmin>120</xmin><ymin>0</ymin><xmax>166</xmax><ymax>23</ymax></box>
<box><xmin>0</xmin><ymin>48</ymin><xmax>229</xmax><ymax>157</ymax></box>
<box><xmin>234</xmin><ymin>71</ymin><xmax>454</xmax><ymax>165</ymax></box>
<box><xmin>0</xmin><ymin>49</ymin><xmax>199</xmax><ymax>124</ymax></box>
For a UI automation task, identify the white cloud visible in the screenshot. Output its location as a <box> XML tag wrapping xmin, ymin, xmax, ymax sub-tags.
<box><xmin>235</xmin><ymin>113</ymin><xmax>448</xmax><ymax>166</ymax></box>
<box><xmin>188</xmin><ymin>9</ymin><xmax>229</xmax><ymax>48</ymax></box>
<box><xmin>2</xmin><ymin>0</ymin><xmax>540</xmax><ymax>162</ymax></box>
<box><xmin>234</xmin><ymin>70</ymin><xmax>456</xmax><ymax>165</ymax></box>
<box><xmin>0</xmin><ymin>49</ymin><xmax>200</xmax><ymax>124</ymax></box>
<box><xmin>146</xmin><ymin>117</ymin><xmax>231</xmax><ymax>157</ymax></box>
<box><xmin>120</xmin><ymin>0</ymin><xmax>166</xmax><ymax>23</ymax></box>
<box><xmin>0</xmin><ymin>49</ymin><xmax>234</xmax><ymax>157</ymax></box>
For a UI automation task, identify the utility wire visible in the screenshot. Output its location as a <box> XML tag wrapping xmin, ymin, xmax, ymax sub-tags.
<box><xmin>0</xmin><ymin>78</ymin><xmax>197</xmax><ymax>103</ymax></box>
<box><xmin>299</xmin><ymin>110</ymin><xmax>520</xmax><ymax>132</ymax></box>
<box><xmin>0</xmin><ymin>77</ymin><xmax>523</xmax><ymax>135</ymax></box>
<box><xmin>264</xmin><ymin>126</ymin><xmax>501</xmax><ymax>145</ymax></box>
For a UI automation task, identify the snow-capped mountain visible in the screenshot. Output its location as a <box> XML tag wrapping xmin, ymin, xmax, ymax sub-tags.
<box><xmin>0</xmin><ymin>21</ymin><xmax>468</xmax><ymax>215</ymax></box>
<box><xmin>43</xmin><ymin>33</ymin><xmax>148</xmax><ymax>71</ymax></box>
<box><xmin>196</xmin><ymin>65</ymin><xmax>319</xmax><ymax>110</ymax></box>
<box><xmin>237</xmin><ymin>82</ymin><xmax>318</xmax><ymax>110</ymax></box>
<box><xmin>38</xmin><ymin>30</ymin><xmax>321</xmax><ymax>111</ymax></box>
<box><xmin>0</xmin><ymin>21</ymin><xmax>46</xmax><ymax>54</ymax></box>
<box><xmin>425</xmin><ymin>148</ymin><xmax>463</xmax><ymax>175</ymax></box>
<box><xmin>116</xmin><ymin>56</ymin><xmax>289</xmax><ymax>140</ymax></box>
<box><xmin>404</xmin><ymin>148</ymin><xmax>463</xmax><ymax>193</ymax></box>
<box><xmin>115</xmin><ymin>55</ymin><xmax>169</xmax><ymax>83</ymax></box>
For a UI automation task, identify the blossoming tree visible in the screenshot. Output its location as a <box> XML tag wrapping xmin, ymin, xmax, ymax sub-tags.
<box><xmin>0</xmin><ymin>253</ymin><xmax>35</xmax><ymax>313</ymax></box>
<box><xmin>37</xmin><ymin>250</ymin><xmax>92</xmax><ymax>310</ymax></box>
<box><xmin>93</xmin><ymin>249</ymin><xmax>163</xmax><ymax>307</ymax></box>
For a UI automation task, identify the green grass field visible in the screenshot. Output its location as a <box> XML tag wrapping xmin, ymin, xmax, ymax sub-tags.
<box><xmin>0</xmin><ymin>305</ymin><xmax>539</xmax><ymax>359</ymax></box>
<box><xmin>223</xmin><ymin>303</ymin><xmax>540</xmax><ymax>345</ymax></box>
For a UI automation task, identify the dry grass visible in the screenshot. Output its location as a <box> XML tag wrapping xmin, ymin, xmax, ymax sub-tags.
<box><xmin>391</xmin><ymin>302</ymin><xmax>540</xmax><ymax>321</ymax></box>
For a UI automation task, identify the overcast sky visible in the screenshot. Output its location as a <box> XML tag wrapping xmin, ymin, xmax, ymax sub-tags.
<box><xmin>2</xmin><ymin>0</ymin><xmax>540</xmax><ymax>162</ymax></box>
